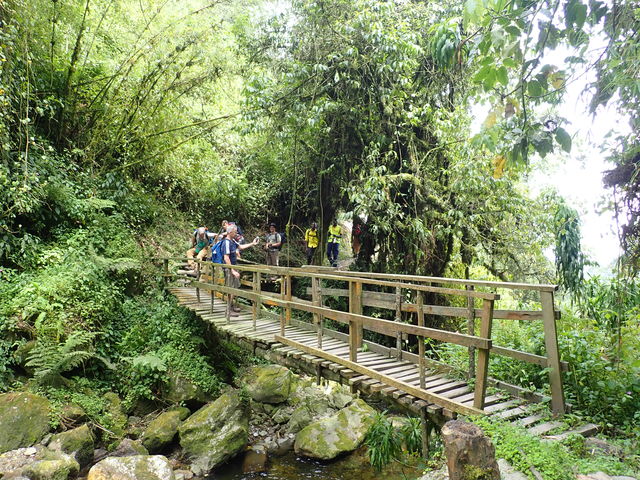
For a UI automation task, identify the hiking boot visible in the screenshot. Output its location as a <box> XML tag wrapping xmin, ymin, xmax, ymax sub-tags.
<box><xmin>231</xmin><ymin>305</ymin><xmax>242</xmax><ymax>312</ymax></box>
<box><xmin>227</xmin><ymin>310</ymin><xmax>239</xmax><ymax>317</ymax></box>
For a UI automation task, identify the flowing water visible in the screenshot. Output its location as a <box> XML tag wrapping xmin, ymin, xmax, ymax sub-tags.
<box><xmin>209</xmin><ymin>448</ymin><xmax>424</xmax><ymax>480</ymax></box>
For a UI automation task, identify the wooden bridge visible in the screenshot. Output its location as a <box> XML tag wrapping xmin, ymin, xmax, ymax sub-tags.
<box><xmin>162</xmin><ymin>258</ymin><xmax>603</xmax><ymax>439</ymax></box>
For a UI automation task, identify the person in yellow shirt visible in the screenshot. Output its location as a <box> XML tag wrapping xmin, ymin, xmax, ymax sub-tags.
<box><xmin>327</xmin><ymin>220</ymin><xmax>342</xmax><ymax>267</ymax></box>
<box><xmin>304</xmin><ymin>222</ymin><xmax>319</xmax><ymax>265</ymax></box>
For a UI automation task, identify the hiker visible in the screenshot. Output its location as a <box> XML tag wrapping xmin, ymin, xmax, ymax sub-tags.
<box><xmin>327</xmin><ymin>220</ymin><xmax>342</xmax><ymax>267</ymax></box>
<box><xmin>220</xmin><ymin>220</ymin><xmax>245</xmax><ymax>244</ymax></box>
<box><xmin>186</xmin><ymin>226</ymin><xmax>212</xmax><ymax>269</ymax></box>
<box><xmin>221</xmin><ymin>225</ymin><xmax>259</xmax><ymax>317</ymax></box>
<box><xmin>352</xmin><ymin>221</ymin><xmax>363</xmax><ymax>256</ymax></box>
<box><xmin>264</xmin><ymin>223</ymin><xmax>282</xmax><ymax>267</ymax></box>
<box><xmin>304</xmin><ymin>222</ymin><xmax>319</xmax><ymax>265</ymax></box>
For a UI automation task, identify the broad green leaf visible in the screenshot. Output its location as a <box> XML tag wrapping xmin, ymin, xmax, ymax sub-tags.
<box><xmin>527</xmin><ymin>79</ymin><xmax>542</xmax><ymax>97</ymax></box>
<box><xmin>534</xmin><ymin>138</ymin><xmax>553</xmax><ymax>157</ymax></box>
<box><xmin>464</xmin><ymin>0</ymin><xmax>486</xmax><ymax>26</ymax></box>
<box><xmin>483</xmin><ymin>68</ymin><xmax>497</xmax><ymax>91</ymax></box>
<box><xmin>496</xmin><ymin>66</ymin><xmax>508</xmax><ymax>86</ymax></box>
<box><xmin>555</xmin><ymin>127</ymin><xmax>572</xmax><ymax>152</ymax></box>
<box><xmin>575</xmin><ymin>3</ymin><xmax>588</xmax><ymax>29</ymax></box>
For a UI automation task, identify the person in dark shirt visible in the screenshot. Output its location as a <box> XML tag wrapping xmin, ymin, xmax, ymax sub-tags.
<box><xmin>222</xmin><ymin>224</ymin><xmax>259</xmax><ymax>317</ymax></box>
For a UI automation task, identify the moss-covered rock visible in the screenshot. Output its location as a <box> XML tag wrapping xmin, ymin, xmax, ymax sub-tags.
<box><xmin>141</xmin><ymin>408</ymin><xmax>189</xmax><ymax>453</ymax></box>
<box><xmin>87</xmin><ymin>455</ymin><xmax>175</xmax><ymax>480</ymax></box>
<box><xmin>22</xmin><ymin>453</ymin><xmax>79</xmax><ymax>480</ymax></box>
<box><xmin>110</xmin><ymin>438</ymin><xmax>149</xmax><ymax>457</ymax></box>
<box><xmin>0</xmin><ymin>446</ymin><xmax>79</xmax><ymax>480</ymax></box>
<box><xmin>60</xmin><ymin>404</ymin><xmax>87</xmax><ymax>426</ymax></box>
<box><xmin>162</xmin><ymin>370</ymin><xmax>209</xmax><ymax>406</ymax></box>
<box><xmin>103</xmin><ymin>392</ymin><xmax>127</xmax><ymax>438</ymax></box>
<box><xmin>0</xmin><ymin>392</ymin><xmax>51</xmax><ymax>454</ymax></box>
<box><xmin>242</xmin><ymin>365</ymin><xmax>295</xmax><ymax>404</ymax></box>
<box><xmin>286</xmin><ymin>395</ymin><xmax>335</xmax><ymax>433</ymax></box>
<box><xmin>294</xmin><ymin>399</ymin><xmax>376</xmax><ymax>460</ymax></box>
<box><xmin>178</xmin><ymin>389</ymin><xmax>249</xmax><ymax>476</ymax></box>
<box><xmin>48</xmin><ymin>424</ymin><xmax>94</xmax><ymax>467</ymax></box>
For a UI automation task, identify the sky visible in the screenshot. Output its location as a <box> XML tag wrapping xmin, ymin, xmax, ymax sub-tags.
<box><xmin>471</xmin><ymin>42</ymin><xmax>629</xmax><ymax>273</ymax></box>
<box><xmin>530</xmin><ymin>46</ymin><xmax>628</xmax><ymax>273</ymax></box>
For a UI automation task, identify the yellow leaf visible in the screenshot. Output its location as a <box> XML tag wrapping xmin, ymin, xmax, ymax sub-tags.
<box><xmin>483</xmin><ymin>111</ymin><xmax>497</xmax><ymax>128</ymax></box>
<box><xmin>492</xmin><ymin>155</ymin><xmax>506</xmax><ymax>179</ymax></box>
<box><xmin>549</xmin><ymin>72</ymin><xmax>565</xmax><ymax>89</ymax></box>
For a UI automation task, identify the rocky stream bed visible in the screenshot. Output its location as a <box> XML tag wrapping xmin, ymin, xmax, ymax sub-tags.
<box><xmin>0</xmin><ymin>364</ymin><xmax>407</xmax><ymax>480</ymax></box>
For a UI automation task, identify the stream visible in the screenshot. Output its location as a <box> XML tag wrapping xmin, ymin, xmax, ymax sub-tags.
<box><xmin>209</xmin><ymin>448</ymin><xmax>424</xmax><ymax>480</ymax></box>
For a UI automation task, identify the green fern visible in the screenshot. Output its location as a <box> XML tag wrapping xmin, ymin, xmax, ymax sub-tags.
<box><xmin>26</xmin><ymin>331</ymin><xmax>102</xmax><ymax>386</ymax></box>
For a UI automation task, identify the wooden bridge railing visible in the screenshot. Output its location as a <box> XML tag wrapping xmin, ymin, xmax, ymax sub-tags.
<box><xmin>161</xmin><ymin>258</ymin><xmax>565</xmax><ymax>415</ymax></box>
<box><xmin>299</xmin><ymin>267</ymin><xmax>566</xmax><ymax>415</ymax></box>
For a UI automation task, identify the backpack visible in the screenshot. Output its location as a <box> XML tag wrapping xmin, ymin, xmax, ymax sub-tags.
<box><xmin>277</xmin><ymin>232</ymin><xmax>287</xmax><ymax>250</ymax></box>
<box><xmin>211</xmin><ymin>240</ymin><xmax>225</xmax><ymax>264</ymax></box>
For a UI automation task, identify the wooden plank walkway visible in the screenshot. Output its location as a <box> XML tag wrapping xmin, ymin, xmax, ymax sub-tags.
<box><xmin>170</xmin><ymin>287</ymin><xmax>518</xmax><ymax>417</ymax></box>
<box><xmin>169</xmin><ymin>285</ymin><xmax>599</xmax><ymax>437</ymax></box>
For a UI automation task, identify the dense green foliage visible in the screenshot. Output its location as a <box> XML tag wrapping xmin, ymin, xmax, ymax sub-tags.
<box><xmin>0</xmin><ymin>0</ymin><xmax>638</xmax><ymax>464</ymax></box>
<box><xmin>475</xmin><ymin>416</ymin><xmax>638</xmax><ymax>479</ymax></box>
<box><xmin>365</xmin><ymin>412</ymin><xmax>423</xmax><ymax>471</ymax></box>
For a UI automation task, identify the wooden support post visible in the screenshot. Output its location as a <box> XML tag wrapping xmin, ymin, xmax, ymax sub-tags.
<box><xmin>349</xmin><ymin>280</ymin><xmax>363</xmax><ymax>348</ymax></box>
<box><xmin>312</xmin><ymin>277</ymin><xmax>323</xmax><ymax>349</ymax></box>
<box><xmin>285</xmin><ymin>274</ymin><xmax>292</xmax><ymax>326</ymax></box>
<box><xmin>252</xmin><ymin>271</ymin><xmax>260</xmax><ymax>330</ymax></box>
<box><xmin>541</xmin><ymin>290</ymin><xmax>565</xmax><ymax>415</ymax></box>
<box><xmin>163</xmin><ymin>258</ymin><xmax>169</xmax><ymax>285</ymax></box>
<box><xmin>208</xmin><ymin>263</ymin><xmax>214</xmax><ymax>314</ymax></box>
<box><xmin>473</xmin><ymin>298</ymin><xmax>494</xmax><ymax>410</ymax></box>
<box><xmin>349</xmin><ymin>320</ymin><xmax>358</xmax><ymax>363</ymax></box>
<box><xmin>196</xmin><ymin>263</ymin><xmax>201</xmax><ymax>303</ymax></box>
<box><xmin>417</xmin><ymin>291</ymin><xmax>426</xmax><ymax>389</ymax></box>
<box><xmin>395</xmin><ymin>286</ymin><xmax>402</xmax><ymax>360</ymax></box>
<box><xmin>210</xmin><ymin>290</ymin><xmax>214</xmax><ymax>314</ymax></box>
<box><xmin>279</xmin><ymin>274</ymin><xmax>286</xmax><ymax>337</ymax></box>
<box><xmin>316</xmin><ymin>364</ymin><xmax>322</xmax><ymax>386</ymax></box>
<box><xmin>467</xmin><ymin>285</ymin><xmax>476</xmax><ymax>379</ymax></box>
<box><xmin>420</xmin><ymin>406</ymin><xmax>431</xmax><ymax>460</ymax></box>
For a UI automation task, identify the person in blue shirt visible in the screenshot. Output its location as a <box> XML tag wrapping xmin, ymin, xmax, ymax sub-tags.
<box><xmin>222</xmin><ymin>224</ymin><xmax>259</xmax><ymax>317</ymax></box>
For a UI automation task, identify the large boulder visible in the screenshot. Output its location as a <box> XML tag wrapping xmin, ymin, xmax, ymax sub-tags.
<box><xmin>286</xmin><ymin>395</ymin><xmax>335</xmax><ymax>433</ymax></box>
<box><xmin>294</xmin><ymin>398</ymin><xmax>375</xmax><ymax>460</ymax></box>
<box><xmin>87</xmin><ymin>455</ymin><xmax>175</xmax><ymax>480</ymax></box>
<box><xmin>48</xmin><ymin>424</ymin><xmax>94</xmax><ymax>468</ymax></box>
<box><xmin>441</xmin><ymin>420</ymin><xmax>500</xmax><ymax>480</ymax></box>
<box><xmin>162</xmin><ymin>371</ymin><xmax>210</xmax><ymax>406</ymax></box>
<box><xmin>0</xmin><ymin>446</ymin><xmax>79</xmax><ymax>480</ymax></box>
<box><xmin>178</xmin><ymin>390</ymin><xmax>249</xmax><ymax>476</ymax></box>
<box><xmin>242</xmin><ymin>365</ymin><xmax>295</xmax><ymax>404</ymax></box>
<box><xmin>22</xmin><ymin>454</ymin><xmax>79</xmax><ymax>480</ymax></box>
<box><xmin>0</xmin><ymin>393</ymin><xmax>51</xmax><ymax>453</ymax></box>
<box><xmin>141</xmin><ymin>408</ymin><xmax>190</xmax><ymax>453</ymax></box>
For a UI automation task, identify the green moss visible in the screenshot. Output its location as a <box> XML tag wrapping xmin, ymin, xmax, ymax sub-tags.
<box><xmin>141</xmin><ymin>410</ymin><xmax>184</xmax><ymax>453</ymax></box>
<box><xmin>0</xmin><ymin>392</ymin><xmax>51</xmax><ymax>453</ymax></box>
<box><xmin>23</xmin><ymin>455</ymin><xmax>80</xmax><ymax>480</ymax></box>
<box><xmin>48</xmin><ymin>424</ymin><xmax>94</xmax><ymax>467</ymax></box>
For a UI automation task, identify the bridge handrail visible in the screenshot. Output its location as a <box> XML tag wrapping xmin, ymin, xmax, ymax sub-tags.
<box><xmin>161</xmin><ymin>257</ymin><xmax>565</xmax><ymax>415</ymax></box>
